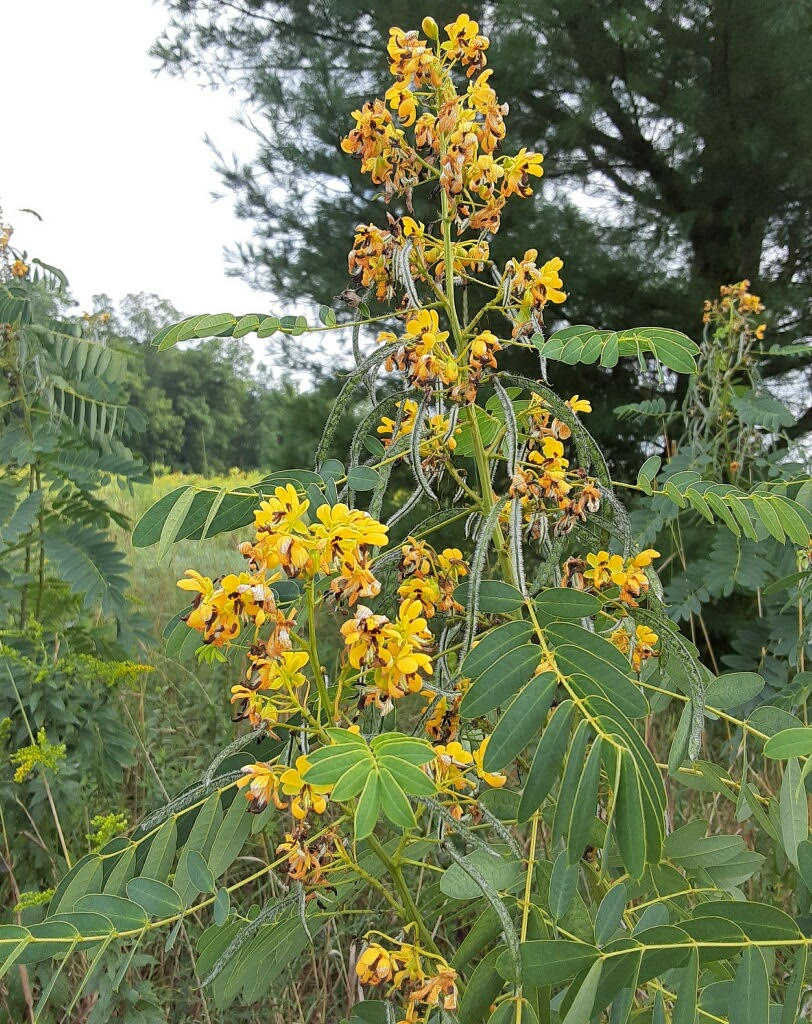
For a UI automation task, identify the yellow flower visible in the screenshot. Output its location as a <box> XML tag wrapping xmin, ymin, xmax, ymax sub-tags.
<box><xmin>583</xmin><ymin>551</ymin><xmax>625</xmax><ymax>590</ymax></box>
<box><xmin>501</xmin><ymin>149</ymin><xmax>544</xmax><ymax>198</ymax></box>
<box><xmin>468</xmin><ymin>329</ymin><xmax>502</xmax><ymax>371</ymax></box>
<box><xmin>377</xmin><ymin>399</ymin><xmax>419</xmax><ymax>443</ymax></box>
<box><xmin>385</xmin><ymin>80</ymin><xmax>418</xmax><ymax>126</ymax></box>
<box><xmin>177</xmin><ymin>568</ymin><xmax>215</xmax><ymax>600</ymax></box>
<box><xmin>280</xmin><ymin>754</ymin><xmax>332</xmax><ymax>820</ymax></box>
<box><xmin>10</xmin><ymin>259</ymin><xmax>29</xmax><ymax>278</ymax></box>
<box><xmin>410</xmin><ymin>965</ymin><xmax>459</xmax><ymax>1011</ymax></box>
<box><xmin>472</xmin><ymin>737</ymin><xmax>506</xmax><ymax>788</ymax></box>
<box><xmin>432</xmin><ymin>741</ymin><xmax>475</xmax><ymax>791</ymax></box>
<box><xmin>236</xmin><ymin>762</ymin><xmax>287</xmax><ymax>813</ymax></box>
<box><xmin>630</xmin><ymin>548</ymin><xmax>660</xmax><ymax>569</ymax></box>
<box><xmin>631</xmin><ymin>624</ymin><xmax>659</xmax><ymax>672</ymax></box>
<box><xmin>442</xmin><ymin>13</ymin><xmax>488</xmax><ymax>75</ymax></box>
<box><xmin>312</xmin><ymin>502</ymin><xmax>389</xmax><ymax>571</ymax></box>
<box><xmin>357</xmin><ymin>942</ymin><xmax>398</xmax><ymax>986</ymax></box>
<box><xmin>398</xmin><ymin>575</ymin><xmax>442</xmax><ymax>617</ymax></box>
<box><xmin>537</xmin><ymin>256</ymin><xmax>566</xmax><ymax>303</ymax></box>
<box><xmin>261</xmin><ymin>650</ymin><xmax>310</xmax><ymax>691</ymax></box>
<box><xmin>254</xmin><ymin>484</ymin><xmax>310</xmax><ymax>536</ymax></box>
<box><xmin>330</xmin><ymin>553</ymin><xmax>382</xmax><ymax>605</ymax></box>
<box><xmin>567</xmin><ymin>394</ymin><xmax>592</xmax><ymax>415</ymax></box>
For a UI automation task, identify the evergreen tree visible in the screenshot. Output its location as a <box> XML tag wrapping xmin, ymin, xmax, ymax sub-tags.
<box><xmin>152</xmin><ymin>1</ymin><xmax>812</xmax><ymax>389</ymax></box>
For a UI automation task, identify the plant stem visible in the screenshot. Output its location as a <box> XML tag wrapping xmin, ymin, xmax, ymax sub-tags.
<box><xmin>515</xmin><ymin>813</ymin><xmax>540</xmax><ymax>1024</ymax></box>
<box><xmin>306</xmin><ymin>580</ymin><xmax>331</xmax><ymax>724</ymax></box>
<box><xmin>366</xmin><ymin>833</ymin><xmax>441</xmax><ymax>956</ymax></box>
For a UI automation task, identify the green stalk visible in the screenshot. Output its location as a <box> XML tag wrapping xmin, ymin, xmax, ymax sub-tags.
<box><xmin>306</xmin><ymin>579</ymin><xmax>331</xmax><ymax>725</ymax></box>
<box><xmin>367</xmin><ymin>833</ymin><xmax>442</xmax><ymax>956</ymax></box>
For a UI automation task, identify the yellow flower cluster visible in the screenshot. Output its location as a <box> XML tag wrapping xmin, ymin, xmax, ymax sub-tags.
<box><xmin>342</xmin><ymin>14</ymin><xmax>563</xmax><ymax>335</ymax></box>
<box><xmin>506</xmin><ymin>396</ymin><xmax>602</xmax><ymax>537</ymax></box>
<box><xmin>277</xmin><ymin>826</ymin><xmax>337</xmax><ymax>887</ymax></box>
<box><xmin>237</xmin><ymin>754</ymin><xmax>332</xmax><ymax>820</ymax></box>
<box><xmin>10</xmin><ymin>259</ymin><xmax>28</xmax><ymax>279</ymax></box>
<box><xmin>356</xmin><ymin>935</ymin><xmax>458</xmax><ymax>1020</ymax></box>
<box><xmin>398</xmin><ymin>537</ymin><xmax>468</xmax><ymax>618</ymax></box>
<box><xmin>10</xmin><ymin>728</ymin><xmax>66</xmax><ymax>783</ymax></box>
<box><xmin>381</xmin><ymin>308</ymin><xmax>459</xmax><ymax>388</ymax></box>
<box><xmin>179</xmin><ymin>484</ymin><xmax>392</xmax><ymax>727</ymax></box>
<box><xmin>178</xmin><ymin>568</ymin><xmax>280</xmax><ymax>647</ymax></box>
<box><xmin>703</xmin><ymin>279</ymin><xmax>767</xmax><ymax>340</ymax></box>
<box><xmin>422</xmin><ymin>692</ymin><xmax>461</xmax><ymax>743</ymax></box>
<box><xmin>430</xmin><ymin>736</ymin><xmax>506</xmax><ymax>806</ymax></box>
<box><xmin>610</xmin><ymin>624</ymin><xmax>659</xmax><ymax>673</ymax></box>
<box><xmin>341</xmin><ymin>599</ymin><xmax>434</xmax><ymax>713</ymax></box>
<box><xmin>377</xmin><ymin>398</ymin><xmax>459</xmax><ymax>463</ymax></box>
<box><xmin>241</xmin><ymin>484</ymin><xmax>388</xmax><ymax>590</ymax></box>
<box><xmin>506</xmin><ymin>250</ymin><xmax>566</xmax><ymax>331</ymax></box>
<box><xmin>580</xmin><ymin>548</ymin><xmax>660</xmax><ymax>606</ymax></box>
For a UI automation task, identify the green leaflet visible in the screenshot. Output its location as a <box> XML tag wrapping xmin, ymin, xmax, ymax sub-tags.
<box><xmin>483</xmin><ymin>672</ymin><xmax>557</xmax><ymax>771</ymax></box>
<box><xmin>126</xmin><ymin>878</ymin><xmax>183</xmax><ymax>918</ymax></box>
<box><xmin>534</xmin><ymin>588</ymin><xmax>601</xmax><ymax>620</ymax></box>
<box><xmin>207</xmin><ymin>794</ymin><xmax>253</xmax><ymax>879</ymax></box>
<box><xmin>460</xmin><ymin>644</ymin><xmax>542</xmax><ymax>718</ymax></box>
<box><xmin>552</xmin><ymin>719</ymin><xmax>591</xmax><ymax>846</ymax></box>
<box><xmin>730</xmin><ymin>947</ymin><xmax>769</xmax><ymax>1024</ymax></box>
<box><xmin>458</xmin><ymin>946</ymin><xmax>507</xmax><ymax>1024</ymax></box>
<box><xmin>566</xmin><ymin>737</ymin><xmax>603</xmax><ymax>864</ymax></box>
<box><xmin>615</xmin><ymin>750</ymin><xmax>647</xmax><ymax>880</ymax></box>
<box><xmin>518</xmin><ymin>700</ymin><xmax>575</xmax><ymax>822</ymax></box>
<box><xmin>303</xmin><ymin>729</ymin><xmax>435</xmax><ymax>840</ymax></box>
<box><xmin>460</xmin><ymin>619</ymin><xmax>535</xmax><ymax>679</ymax></box>
<box><xmin>764</xmin><ymin>726</ymin><xmax>812</xmax><ymax>759</ymax></box>
<box><xmin>454</xmin><ymin>578</ymin><xmax>526</xmax><ymax>613</ymax></box>
<box><xmin>501</xmin><ymin>940</ymin><xmax>599</xmax><ymax>987</ymax></box>
<box><xmin>779</xmin><ymin>759</ymin><xmax>807</xmax><ymax>868</ymax></box>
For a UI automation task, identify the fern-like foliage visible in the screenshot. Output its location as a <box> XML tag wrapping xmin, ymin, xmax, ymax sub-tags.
<box><xmin>0</xmin><ymin>259</ymin><xmax>146</xmax><ymax>635</ymax></box>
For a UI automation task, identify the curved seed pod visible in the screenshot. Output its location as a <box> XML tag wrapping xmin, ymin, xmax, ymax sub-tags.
<box><xmin>420</xmin><ymin>798</ymin><xmax>502</xmax><ymax>857</ymax></box>
<box><xmin>135</xmin><ymin>771</ymin><xmax>242</xmax><ymax>835</ymax></box>
<box><xmin>409</xmin><ymin>392</ymin><xmax>439</xmax><ymax>503</ymax></box>
<box><xmin>462</xmin><ymin>497</ymin><xmax>508</xmax><ymax>657</ymax></box>
<box><xmin>386</xmin><ymin>483</ymin><xmax>426</xmax><ymax>528</ymax></box>
<box><xmin>351</xmin><ymin>284</ymin><xmax>376</xmax><ymax>403</ymax></box>
<box><xmin>441</xmin><ymin>841</ymin><xmax>521</xmax><ymax>982</ymax></box>
<box><xmin>635</xmin><ymin>605</ymin><xmax>706</xmax><ymax>760</ymax></box>
<box><xmin>476</xmin><ymin>803</ymin><xmax>523</xmax><ymax>860</ymax></box>
<box><xmin>395</xmin><ymin>240</ymin><xmax>421</xmax><ymax>309</ymax></box>
<box><xmin>349</xmin><ymin>388</ymin><xmax>411</xmax><ymax>475</ymax></box>
<box><xmin>509</xmin><ymin>494</ymin><xmax>529</xmax><ymax>597</ymax></box>
<box><xmin>315</xmin><ymin>342</ymin><xmax>400</xmax><ymax>470</ymax></box>
<box><xmin>368</xmin><ymin>435</ymin><xmax>409</xmax><ymax>521</ymax></box>
<box><xmin>529</xmin><ymin>533</ymin><xmax>567</xmax><ymax>593</ymax></box>
<box><xmin>492</xmin><ymin>377</ymin><xmax>518</xmax><ymax>477</ymax></box>
<box><xmin>203</xmin><ymin>724</ymin><xmax>268</xmax><ymax>786</ymax></box>
<box><xmin>598</xmin><ymin>485</ymin><xmax>634</xmax><ymax>557</ymax></box>
<box><xmin>201</xmin><ymin>894</ymin><xmax>298</xmax><ymax>986</ymax></box>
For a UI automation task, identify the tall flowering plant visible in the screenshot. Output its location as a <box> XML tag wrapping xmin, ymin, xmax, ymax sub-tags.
<box><xmin>7</xmin><ymin>15</ymin><xmax>812</xmax><ymax>1023</ymax></box>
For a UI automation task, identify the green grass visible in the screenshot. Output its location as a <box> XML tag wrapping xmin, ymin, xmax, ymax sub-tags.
<box><xmin>101</xmin><ymin>471</ymin><xmax>262</xmax><ymax>796</ymax></box>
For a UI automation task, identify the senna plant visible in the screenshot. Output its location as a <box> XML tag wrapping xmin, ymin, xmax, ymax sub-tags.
<box><xmin>5</xmin><ymin>14</ymin><xmax>812</xmax><ymax>1023</ymax></box>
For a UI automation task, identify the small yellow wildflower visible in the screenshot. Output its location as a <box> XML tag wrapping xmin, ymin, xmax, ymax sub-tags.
<box><xmin>280</xmin><ymin>754</ymin><xmax>332</xmax><ymax>820</ymax></box>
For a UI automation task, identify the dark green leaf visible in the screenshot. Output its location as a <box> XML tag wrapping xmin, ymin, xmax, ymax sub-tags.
<box><xmin>460</xmin><ymin>645</ymin><xmax>541</xmax><ymax>718</ymax></box>
<box><xmin>461</xmin><ymin>620</ymin><xmax>535</xmax><ymax>679</ymax></box>
<box><xmin>454</xmin><ymin>579</ymin><xmax>525</xmax><ymax>613</ymax></box>
<box><xmin>483</xmin><ymin>672</ymin><xmax>557</xmax><ymax>771</ymax></box>
<box><xmin>518</xmin><ymin>700</ymin><xmax>574</xmax><ymax>822</ymax></box>
<box><xmin>126</xmin><ymin>877</ymin><xmax>183</xmax><ymax>918</ymax></box>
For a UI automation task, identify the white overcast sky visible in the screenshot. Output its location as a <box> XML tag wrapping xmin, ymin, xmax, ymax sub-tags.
<box><xmin>5</xmin><ymin>0</ymin><xmax>263</xmax><ymax>317</ymax></box>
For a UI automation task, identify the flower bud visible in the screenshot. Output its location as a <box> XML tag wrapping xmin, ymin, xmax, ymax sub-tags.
<box><xmin>421</xmin><ymin>16</ymin><xmax>439</xmax><ymax>40</ymax></box>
